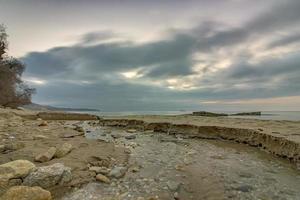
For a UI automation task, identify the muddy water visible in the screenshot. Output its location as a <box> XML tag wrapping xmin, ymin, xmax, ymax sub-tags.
<box><xmin>64</xmin><ymin>126</ymin><xmax>300</xmax><ymax>200</ymax></box>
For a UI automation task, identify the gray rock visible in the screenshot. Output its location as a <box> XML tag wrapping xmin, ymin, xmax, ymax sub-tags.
<box><xmin>235</xmin><ymin>185</ymin><xmax>253</xmax><ymax>192</ymax></box>
<box><xmin>55</xmin><ymin>143</ymin><xmax>72</xmax><ymax>158</ymax></box>
<box><xmin>125</xmin><ymin>135</ymin><xmax>136</xmax><ymax>140</ymax></box>
<box><xmin>108</xmin><ymin>166</ymin><xmax>127</xmax><ymax>178</ymax></box>
<box><xmin>111</xmin><ymin>133</ymin><xmax>122</xmax><ymax>139</ymax></box>
<box><xmin>167</xmin><ymin>181</ymin><xmax>181</xmax><ymax>191</ymax></box>
<box><xmin>23</xmin><ymin>163</ymin><xmax>72</xmax><ymax>188</ymax></box>
<box><xmin>35</xmin><ymin>147</ymin><xmax>57</xmax><ymax>163</ymax></box>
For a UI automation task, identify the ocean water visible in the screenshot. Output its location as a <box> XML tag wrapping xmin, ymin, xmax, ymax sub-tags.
<box><xmin>78</xmin><ymin>110</ymin><xmax>300</xmax><ymax>121</ymax></box>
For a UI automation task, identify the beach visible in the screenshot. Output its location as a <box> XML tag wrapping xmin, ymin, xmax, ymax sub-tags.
<box><xmin>0</xmin><ymin>108</ymin><xmax>300</xmax><ymax>199</ymax></box>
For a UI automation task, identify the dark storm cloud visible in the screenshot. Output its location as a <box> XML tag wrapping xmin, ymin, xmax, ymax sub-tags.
<box><xmin>23</xmin><ymin>31</ymin><xmax>197</xmax><ymax>79</ymax></box>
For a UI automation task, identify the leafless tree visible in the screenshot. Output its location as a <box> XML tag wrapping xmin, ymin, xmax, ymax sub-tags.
<box><xmin>0</xmin><ymin>24</ymin><xmax>35</xmax><ymax>108</ymax></box>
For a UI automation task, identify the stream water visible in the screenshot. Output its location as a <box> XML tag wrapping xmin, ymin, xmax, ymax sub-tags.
<box><xmin>63</xmin><ymin>125</ymin><xmax>300</xmax><ymax>200</ymax></box>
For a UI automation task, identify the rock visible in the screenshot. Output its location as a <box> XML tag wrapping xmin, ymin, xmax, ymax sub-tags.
<box><xmin>74</xmin><ymin>126</ymin><xmax>84</xmax><ymax>133</ymax></box>
<box><xmin>125</xmin><ymin>135</ymin><xmax>136</xmax><ymax>140</ymax></box>
<box><xmin>60</xmin><ymin>132</ymin><xmax>83</xmax><ymax>138</ymax></box>
<box><xmin>124</xmin><ymin>148</ymin><xmax>131</xmax><ymax>154</ymax></box>
<box><xmin>131</xmin><ymin>167</ymin><xmax>140</xmax><ymax>173</ymax></box>
<box><xmin>0</xmin><ymin>186</ymin><xmax>52</xmax><ymax>200</ymax></box>
<box><xmin>23</xmin><ymin>163</ymin><xmax>72</xmax><ymax>188</ymax></box>
<box><xmin>235</xmin><ymin>185</ymin><xmax>253</xmax><ymax>192</ymax></box>
<box><xmin>55</xmin><ymin>143</ymin><xmax>72</xmax><ymax>158</ymax></box>
<box><xmin>33</xmin><ymin>135</ymin><xmax>48</xmax><ymax>140</ymax></box>
<box><xmin>0</xmin><ymin>160</ymin><xmax>35</xmax><ymax>180</ymax></box>
<box><xmin>137</xmin><ymin>197</ymin><xmax>145</xmax><ymax>200</ymax></box>
<box><xmin>8</xmin><ymin>178</ymin><xmax>23</xmax><ymax>186</ymax></box>
<box><xmin>89</xmin><ymin>166</ymin><xmax>109</xmax><ymax>175</ymax></box>
<box><xmin>108</xmin><ymin>166</ymin><xmax>127</xmax><ymax>178</ymax></box>
<box><xmin>35</xmin><ymin>147</ymin><xmax>57</xmax><ymax>163</ymax></box>
<box><xmin>111</xmin><ymin>133</ymin><xmax>122</xmax><ymax>139</ymax></box>
<box><xmin>103</xmin><ymin>129</ymin><xmax>112</xmax><ymax>134</ymax></box>
<box><xmin>36</xmin><ymin>118</ymin><xmax>43</xmax><ymax>121</ymax></box>
<box><xmin>96</xmin><ymin>174</ymin><xmax>110</xmax><ymax>184</ymax></box>
<box><xmin>174</xmin><ymin>192</ymin><xmax>179</xmax><ymax>199</ymax></box>
<box><xmin>1</xmin><ymin>143</ymin><xmax>25</xmax><ymax>153</ymax></box>
<box><xmin>126</xmin><ymin>129</ymin><xmax>137</xmax><ymax>133</ymax></box>
<box><xmin>167</xmin><ymin>181</ymin><xmax>180</xmax><ymax>191</ymax></box>
<box><xmin>38</xmin><ymin>121</ymin><xmax>48</xmax><ymax>127</ymax></box>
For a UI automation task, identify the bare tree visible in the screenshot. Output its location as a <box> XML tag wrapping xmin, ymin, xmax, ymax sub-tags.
<box><xmin>0</xmin><ymin>25</ymin><xmax>35</xmax><ymax>108</ymax></box>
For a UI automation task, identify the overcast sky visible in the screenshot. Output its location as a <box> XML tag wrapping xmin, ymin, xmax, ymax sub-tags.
<box><xmin>1</xmin><ymin>0</ymin><xmax>300</xmax><ymax>111</ymax></box>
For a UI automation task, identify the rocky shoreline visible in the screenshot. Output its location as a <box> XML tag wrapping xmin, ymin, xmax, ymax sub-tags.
<box><xmin>100</xmin><ymin>116</ymin><xmax>300</xmax><ymax>166</ymax></box>
<box><xmin>0</xmin><ymin>108</ymin><xmax>300</xmax><ymax>199</ymax></box>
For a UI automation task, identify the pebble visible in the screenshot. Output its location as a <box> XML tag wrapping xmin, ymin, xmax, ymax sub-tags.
<box><xmin>109</xmin><ymin>166</ymin><xmax>127</xmax><ymax>178</ymax></box>
<box><xmin>167</xmin><ymin>181</ymin><xmax>181</xmax><ymax>191</ymax></box>
<box><xmin>125</xmin><ymin>135</ymin><xmax>137</xmax><ymax>140</ymax></box>
<box><xmin>96</xmin><ymin>174</ymin><xmax>110</xmax><ymax>184</ymax></box>
<box><xmin>38</xmin><ymin>121</ymin><xmax>48</xmax><ymax>127</ymax></box>
<box><xmin>126</xmin><ymin>129</ymin><xmax>137</xmax><ymax>133</ymax></box>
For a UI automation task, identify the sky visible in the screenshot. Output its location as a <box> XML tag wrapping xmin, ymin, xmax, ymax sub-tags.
<box><xmin>1</xmin><ymin>0</ymin><xmax>300</xmax><ymax>111</ymax></box>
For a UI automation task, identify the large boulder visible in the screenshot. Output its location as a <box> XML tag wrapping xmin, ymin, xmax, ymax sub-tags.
<box><xmin>23</xmin><ymin>163</ymin><xmax>72</xmax><ymax>188</ymax></box>
<box><xmin>0</xmin><ymin>186</ymin><xmax>52</xmax><ymax>200</ymax></box>
<box><xmin>54</xmin><ymin>143</ymin><xmax>72</xmax><ymax>158</ymax></box>
<box><xmin>0</xmin><ymin>160</ymin><xmax>35</xmax><ymax>181</ymax></box>
<box><xmin>34</xmin><ymin>147</ymin><xmax>57</xmax><ymax>163</ymax></box>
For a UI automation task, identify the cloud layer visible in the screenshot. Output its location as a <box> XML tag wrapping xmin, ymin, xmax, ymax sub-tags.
<box><xmin>20</xmin><ymin>0</ymin><xmax>300</xmax><ymax>111</ymax></box>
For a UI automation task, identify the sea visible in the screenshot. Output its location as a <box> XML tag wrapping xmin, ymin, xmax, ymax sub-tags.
<box><xmin>76</xmin><ymin>111</ymin><xmax>300</xmax><ymax>121</ymax></box>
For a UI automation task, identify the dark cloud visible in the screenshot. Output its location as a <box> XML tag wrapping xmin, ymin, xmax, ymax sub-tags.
<box><xmin>267</xmin><ymin>33</ymin><xmax>300</xmax><ymax>49</ymax></box>
<box><xmin>21</xmin><ymin>0</ymin><xmax>300</xmax><ymax>110</ymax></box>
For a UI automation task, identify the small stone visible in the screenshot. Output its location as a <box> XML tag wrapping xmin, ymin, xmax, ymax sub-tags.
<box><xmin>126</xmin><ymin>129</ymin><xmax>137</xmax><ymax>133</ymax></box>
<box><xmin>1</xmin><ymin>143</ymin><xmax>25</xmax><ymax>153</ymax></box>
<box><xmin>33</xmin><ymin>135</ymin><xmax>48</xmax><ymax>140</ymax></box>
<box><xmin>124</xmin><ymin>148</ymin><xmax>131</xmax><ymax>154</ymax></box>
<box><xmin>55</xmin><ymin>143</ymin><xmax>72</xmax><ymax>158</ymax></box>
<box><xmin>89</xmin><ymin>166</ymin><xmax>109</xmax><ymax>175</ymax></box>
<box><xmin>137</xmin><ymin>197</ymin><xmax>145</xmax><ymax>200</ymax></box>
<box><xmin>235</xmin><ymin>185</ymin><xmax>253</xmax><ymax>192</ymax></box>
<box><xmin>74</xmin><ymin>126</ymin><xmax>84</xmax><ymax>132</ymax></box>
<box><xmin>174</xmin><ymin>192</ymin><xmax>179</xmax><ymax>199</ymax></box>
<box><xmin>103</xmin><ymin>129</ymin><xmax>112</xmax><ymax>134</ymax></box>
<box><xmin>175</xmin><ymin>164</ymin><xmax>184</xmax><ymax>171</ymax></box>
<box><xmin>111</xmin><ymin>133</ymin><xmax>122</xmax><ymax>139</ymax></box>
<box><xmin>131</xmin><ymin>167</ymin><xmax>140</xmax><ymax>173</ymax></box>
<box><xmin>1</xmin><ymin>186</ymin><xmax>52</xmax><ymax>200</ymax></box>
<box><xmin>96</xmin><ymin>174</ymin><xmax>110</xmax><ymax>184</ymax></box>
<box><xmin>36</xmin><ymin>118</ymin><xmax>43</xmax><ymax>121</ymax></box>
<box><xmin>125</xmin><ymin>135</ymin><xmax>136</xmax><ymax>140</ymax></box>
<box><xmin>38</xmin><ymin>121</ymin><xmax>48</xmax><ymax>127</ymax></box>
<box><xmin>35</xmin><ymin>147</ymin><xmax>57</xmax><ymax>163</ymax></box>
<box><xmin>167</xmin><ymin>181</ymin><xmax>181</xmax><ymax>191</ymax></box>
<box><xmin>108</xmin><ymin>166</ymin><xmax>127</xmax><ymax>178</ymax></box>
